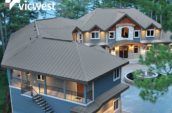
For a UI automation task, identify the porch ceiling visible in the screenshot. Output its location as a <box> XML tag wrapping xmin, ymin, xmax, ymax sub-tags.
<box><xmin>109</xmin><ymin>40</ymin><xmax>142</xmax><ymax>47</ymax></box>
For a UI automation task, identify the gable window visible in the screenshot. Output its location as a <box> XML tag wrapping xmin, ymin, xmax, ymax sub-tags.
<box><xmin>134</xmin><ymin>30</ymin><xmax>140</xmax><ymax>38</ymax></box>
<box><xmin>134</xmin><ymin>46</ymin><xmax>139</xmax><ymax>53</ymax></box>
<box><xmin>121</xmin><ymin>27</ymin><xmax>129</xmax><ymax>38</ymax></box>
<box><xmin>146</xmin><ymin>29</ymin><xmax>154</xmax><ymax>37</ymax></box>
<box><xmin>113</xmin><ymin>68</ymin><xmax>120</xmax><ymax>81</ymax></box>
<box><xmin>91</xmin><ymin>31</ymin><xmax>99</xmax><ymax>39</ymax></box>
<box><xmin>114</xmin><ymin>99</ymin><xmax>119</xmax><ymax>111</ymax></box>
<box><xmin>109</xmin><ymin>31</ymin><xmax>115</xmax><ymax>39</ymax></box>
<box><xmin>37</xmin><ymin>75</ymin><xmax>45</xmax><ymax>81</ymax></box>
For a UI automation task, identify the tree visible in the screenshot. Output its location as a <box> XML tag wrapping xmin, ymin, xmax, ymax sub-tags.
<box><xmin>134</xmin><ymin>0</ymin><xmax>172</xmax><ymax>31</ymax></box>
<box><xmin>140</xmin><ymin>44</ymin><xmax>172</xmax><ymax>75</ymax></box>
<box><xmin>56</xmin><ymin>0</ymin><xmax>89</xmax><ymax>19</ymax></box>
<box><xmin>0</xmin><ymin>1</ymin><xmax>38</xmax><ymax>51</ymax></box>
<box><xmin>135</xmin><ymin>44</ymin><xmax>172</xmax><ymax>103</ymax></box>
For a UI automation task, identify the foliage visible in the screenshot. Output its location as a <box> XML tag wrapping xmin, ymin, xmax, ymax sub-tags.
<box><xmin>134</xmin><ymin>0</ymin><xmax>172</xmax><ymax>31</ymax></box>
<box><xmin>0</xmin><ymin>1</ymin><xmax>38</xmax><ymax>48</ymax></box>
<box><xmin>0</xmin><ymin>70</ymin><xmax>10</xmax><ymax>113</ymax></box>
<box><xmin>56</xmin><ymin>0</ymin><xmax>89</xmax><ymax>19</ymax></box>
<box><xmin>140</xmin><ymin>44</ymin><xmax>172</xmax><ymax>75</ymax></box>
<box><xmin>134</xmin><ymin>71</ymin><xmax>172</xmax><ymax>103</ymax></box>
<box><xmin>135</xmin><ymin>44</ymin><xmax>172</xmax><ymax>103</ymax></box>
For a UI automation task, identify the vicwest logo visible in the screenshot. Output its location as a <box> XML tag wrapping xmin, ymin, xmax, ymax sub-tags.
<box><xmin>4</xmin><ymin>0</ymin><xmax>56</xmax><ymax>10</ymax></box>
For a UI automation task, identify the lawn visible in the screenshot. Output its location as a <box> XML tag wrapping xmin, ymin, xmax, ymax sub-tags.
<box><xmin>0</xmin><ymin>70</ymin><xmax>11</xmax><ymax>113</ymax></box>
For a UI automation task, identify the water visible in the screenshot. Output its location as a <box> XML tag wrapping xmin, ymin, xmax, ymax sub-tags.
<box><xmin>121</xmin><ymin>85</ymin><xmax>172</xmax><ymax>113</ymax></box>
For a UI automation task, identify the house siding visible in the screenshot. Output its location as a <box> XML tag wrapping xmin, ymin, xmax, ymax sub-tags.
<box><xmin>96</xmin><ymin>94</ymin><xmax>121</xmax><ymax>113</ymax></box>
<box><xmin>10</xmin><ymin>87</ymin><xmax>81</xmax><ymax>113</ymax></box>
<box><xmin>94</xmin><ymin>70</ymin><xmax>121</xmax><ymax>98</ymax></box>
<box><xmin>133</xmin><ymin>38</ymin><xmax>140</xmax><ymax>42</ymax></box>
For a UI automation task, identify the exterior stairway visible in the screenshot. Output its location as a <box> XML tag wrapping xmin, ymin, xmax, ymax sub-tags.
<box><xmin>32</xmin><ymin>94</ymin><xmax>54</xmax><ymax>113</ymax></box>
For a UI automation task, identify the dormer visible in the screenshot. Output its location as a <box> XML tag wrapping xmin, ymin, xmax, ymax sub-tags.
<box><xmin>72</xmin><ymin>27</ymin><xmax>83</xmax><ymax>43</ymax></box>
<box><xmin>146</xmin><ymin>24</ymin><xmax>161</xmax><ymax>38</ymax></box>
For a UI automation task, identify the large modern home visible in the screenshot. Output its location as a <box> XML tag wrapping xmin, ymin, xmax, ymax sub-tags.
<box><xmin>1</xmin><ymin>8</ymin><xmax>172</xmax><ymax>113</ymax></box>
<box><xmin>72</xmin><ymin>8</ymin><xmax>172</xmax><ymax>59</ymax></box>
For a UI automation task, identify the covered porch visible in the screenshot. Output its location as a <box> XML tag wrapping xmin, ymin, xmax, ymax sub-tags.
<box><xmin>10</xmin><ymin>69</ymin><xmax>93</xmax><ymax>104</ymax></box>
<box><xmin>107</xmin><ymin>41</ymin><xmax>147</xmax><ymax>59</ymax></box>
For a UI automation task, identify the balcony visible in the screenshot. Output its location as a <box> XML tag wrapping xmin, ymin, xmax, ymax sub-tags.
<box><xmin>10</xmin><ymin>70</ymin><xmax>93</xmax><ymax>104</ymax></box>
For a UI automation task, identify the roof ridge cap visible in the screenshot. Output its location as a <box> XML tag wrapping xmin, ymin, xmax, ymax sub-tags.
<box><xmin>74</xmin><ymin>42</ymin><xmax>88</xmax><ymax>81</ymax></box>
<box><xmin>80</xmin><ymin>10</ymin><xmax>96</xmax><ymax>28</ymax></box>
<box><xmin>34</xmin><ymin>21</ymin><xmax>40</xmax><ymax>37</ymax></box>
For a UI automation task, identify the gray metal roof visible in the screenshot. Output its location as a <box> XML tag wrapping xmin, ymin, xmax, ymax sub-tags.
<box><xmin>2</xmin><ymin>37</ymin><xmax>128</xmax><ymax>82</ymax></box>
<box><xmin>4</xmin><ymin>8</ymin><xmax>171</xmax><ymax>44</ymax></box>
<box><xmin>77</xmin><ymin>8</ymin><xmax>162</xmax><ymax>31</ymax></box>
<box><xmin>71</xmin><ymin>83</ymin><xmax>129</xmax><ymax>113</ymax></box>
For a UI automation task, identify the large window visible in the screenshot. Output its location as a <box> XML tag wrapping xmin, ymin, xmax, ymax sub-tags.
<box><xmin>109</xmin><ymin>31</ymin><xmax>115</xmax><ymax>39</ymax></box>
<box><xmin>91</xmin><ymin>31</ymin><xmax>100</xmax><ymax>39</ymax></box>
<box><xmin>114</xmin><ymin>99</ymin><xmax>119</xmax><ymax>111</ymax></box>
<box><xmin>113</xmin><ymin>68</ymin><xmax>120</xmax><ymax>81</ymax></box>
<box><xmin>146</xmin><ymin>29</ymin><xmax>154</xmax><ymax>37</ymax></box>
<box><xmin>134</xmin><ymin>30</ymin><xmax>140</xmax><ymax>38</ymax></box>
<box><xmin>121</xmin><ymin>27</ymin><xmax>129</xmax><ymax>38</ymax></box>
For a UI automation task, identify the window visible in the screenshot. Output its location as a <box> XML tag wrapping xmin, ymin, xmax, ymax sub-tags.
<box><xmin>114</xmin><ymin>99</ymin><xmax>119</xmax><ymax>111</ymax></box>
<box><xmin>113</xmin><ymin>68</ymin><xmax>120</xmax><ymax>81</ymax></box>
<box><xmin>146</xmin><ymin>29</ymin><xmax>154</xmax><ymax>37</ymax></box>
<box><xmin>121</xmin><ymin>27</ymin><xmax>129</xmax><ymax>38</ymax></box>
<box><xmin>134</xmin><ymin>46</ymin><xmax>139</xmax><ymax>53</ymax></box>
<box><xmin>91</xmin><ymin>31</ymin><xmax>99</xmax><ymax>39</ymax></box>
<box><xmin>134</xmin><ymin>30</ymin><xmax>140</xmax><ymax>38</ymax></box>
<box><xmin>109</xmin><ymin>31</ymin><xmax>115</xmax><ymax>39</ymax></box>
<box><xmin>37</xmin><ymin>75</ymin><xmax>45</xmax><ymax>81</ymax></box>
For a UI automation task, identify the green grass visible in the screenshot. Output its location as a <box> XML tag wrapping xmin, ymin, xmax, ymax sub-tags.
<box><xmin>0</xmin><ymin>70</ymin><xmax>11</xmax><ymax>113</ymax></box>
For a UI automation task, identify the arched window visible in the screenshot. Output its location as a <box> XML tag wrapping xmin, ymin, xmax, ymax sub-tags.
<box><xmin>121</xmin><ymin>27</ymin><xmax>129</xmax><ymax>38</ymax></box>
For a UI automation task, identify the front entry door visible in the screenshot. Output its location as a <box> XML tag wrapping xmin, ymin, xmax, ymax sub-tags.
<box><xmin>119</xmin><ymin>46</ymin><xmax>128</xmax><ymax>58</ymax></box>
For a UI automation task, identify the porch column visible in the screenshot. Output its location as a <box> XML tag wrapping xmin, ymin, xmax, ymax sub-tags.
<box><xmin>84</xmin><ymin>85</ymin><xmax>87</xmax><ymax>104</ymax></box>
<box><xmin>44</xmin><ymin>76</ymin><xmax>47</xmax><ymax>94</ymax></box>
<box><xmin>63</xmin><ymin>80</ymin><xmax>66</xmax><ymax>99</ymax></box>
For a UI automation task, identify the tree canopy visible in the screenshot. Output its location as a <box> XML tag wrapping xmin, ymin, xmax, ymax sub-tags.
<box><xmin>135</xmin><ymin>44</ymin><xmax>172</xmax><ymax>103</ymax></box>
<box><xmin>0</xmin><ymin>0</ymin><xmax>38</xmax><ymax>51</ymax></box>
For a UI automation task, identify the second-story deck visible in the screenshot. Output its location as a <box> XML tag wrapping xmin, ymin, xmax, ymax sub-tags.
<box><xmin>10</xmin><ymin>69</ymin><xmax>93</xmax><ymax>105</ymax></box>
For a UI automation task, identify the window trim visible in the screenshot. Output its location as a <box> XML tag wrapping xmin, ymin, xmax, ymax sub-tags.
<box><xmin>113</xmin><ymin>98</ymin><xmax>119</xmax><ymax>112</ymax></box>
<box><xmin>37</xmin><ymin>75</ymin><xmax>45</xmax><ymax>81</ymax></box>
<box><xmin>109</xmin><ymin>31</ymin><xmax>115</xmax><ymax>39</ymax></box>
<box><xmin>91</xmin><ymin>31</ymin><xmax>100</xmax><ymax>39</ymax></box>
<box><xmin>146</xmin><ymin>29</ymin><xmax>155</xmax><ymax>37</ymax></box>
<box><xmin>113</xmin><ymin>68</ymin><xmax>120</xmax><ymax>81</ymax></box>
<box><xmin>134</xmin><ymin>30</ymin><xmax>140</xmax><ymax>38</ymax></box>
